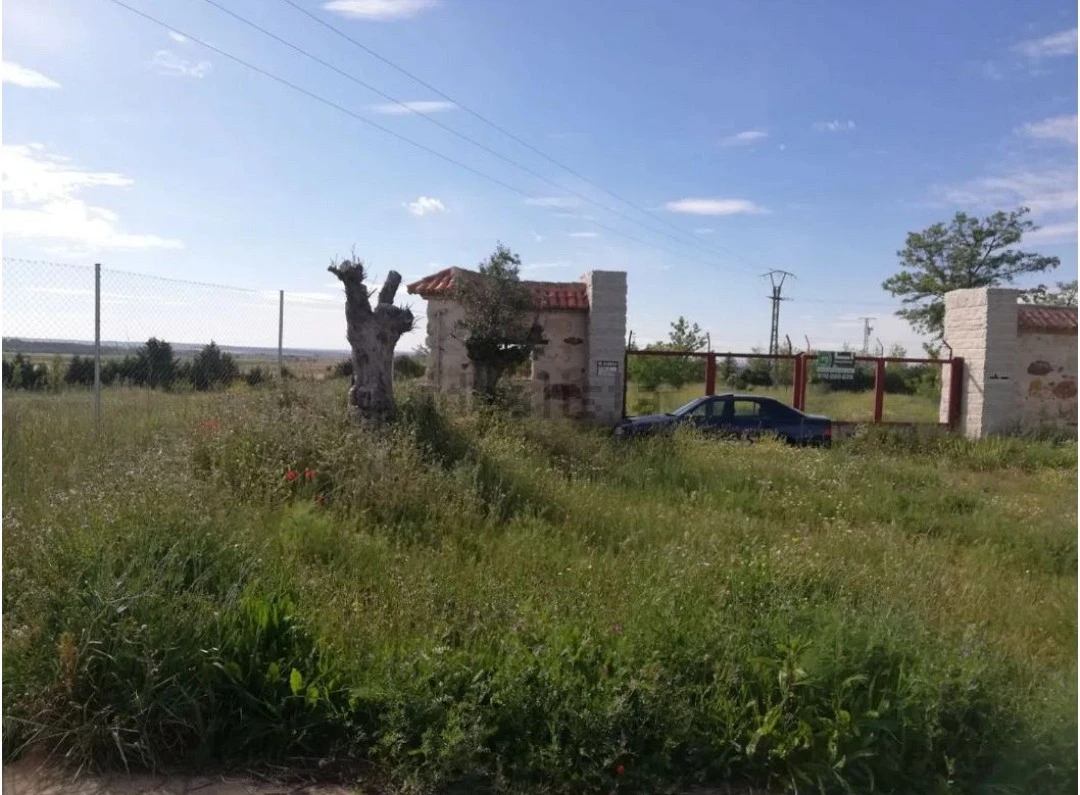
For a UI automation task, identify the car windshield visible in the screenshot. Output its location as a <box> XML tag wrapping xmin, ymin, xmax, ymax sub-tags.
<box><xmin>669</xmin><ymin>398</ymin><xmax>705</xmax><ymax>417</ymax></box>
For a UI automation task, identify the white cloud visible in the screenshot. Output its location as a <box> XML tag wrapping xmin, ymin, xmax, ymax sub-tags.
<box><xmin>404</xmin><ymin>195</ymin><xmax>446</xmax><ymax>216</ymax></box>
<box><xmin>664</xmin><ymin>198</ymin><xmax>768</xmax><ymax>216</ymax></box>
<box><xmin>778</xmin><ymin>143</ymin><xmax>787</xmax><ymax>151</ymax></box>
<box><xmin>1025</xmin><ymin>220</ymin><xmax>1079</xmax><ymax>243</ymax></box>
<box><xmin>1019</xmin><ymin>114</ymin><xmax>1078</xmax><ymax>145</ymax></box>
<box><xmin>694</xmin><ymin>227</ymin><xmax>714</xmax><ymax>235</ymax></box>
<box><xmin>150</xmin><ymin>50</ymin><xmax>212</xmax><ymax>78</ymax></box>
<box><xmin>530</xmin><ymin>230</ymin><xmax>544</xmax><ymax>242</ymax></box>
<box><xmin>368</xmin><ymin>100</ymin><xmax>456</xmax><ymax>115</ymax></box>
<box><xmin>1014</xmin><ymin>28</ymin><xmax>1078</xmax><ymax>58</ymax></box>
<box><xmin>812</xmin><ymin>120</ymin><xmax>856</xmax><ymax>132</ymax></box>
<box><xmin>168</xmin><ymin>31</ymin><xmax>188</xmax><ymax>43</ymax></box>
<box><xmin>323</xmin><ymin>0</ymin><xmax>437</xmax><ymax>20</ymax></box>
<box><xmin>720</xmin><ymin>130</ymin><xmax>768</xmax><ymax>146</ymax></box>
<box><xmin>940</xmin><ymin>167</ymin><xmax>1077</xmax><ymax>216</ymax></box>
<box><xmin>525</xmin><ymin>196</ymin><xmax>580</xmax><ymax>209</ymax></box>
<box><xmin>1</xmin><ymin>61</ymin><xmax>60</xmax><ymax>89</ymax></box>
<box><xmin>569</xmin><ymin>231</ymin><xmax>598</xmax><ymax>238</ymax></box>
<box><xmin>2</xmin><ymin>143</ymin><xmax>182</xmax><ymax>252</ymax></box>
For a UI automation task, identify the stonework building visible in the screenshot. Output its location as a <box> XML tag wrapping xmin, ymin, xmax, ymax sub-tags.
<box><xmin>407</xmin><ymin>268</ymin><xmax>627</xmax><ymax>423</ymax></box>
<box><xmin>940</xmin><ymin>287</ymin><xmax>1077</xmax><ymax>437</ymax></box>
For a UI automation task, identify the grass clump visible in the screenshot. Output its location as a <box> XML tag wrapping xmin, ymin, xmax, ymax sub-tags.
<box><xmin>3</xmin><ymin>384</ymin><xmax>1076</xmax><ymax>793</ymax></box>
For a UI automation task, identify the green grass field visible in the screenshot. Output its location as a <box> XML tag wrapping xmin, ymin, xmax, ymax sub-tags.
<box><xmin>2</xmin><ymin>384</ymin><xmax>1076</xmax><ymax>793</ymax></box>
<box><xmin>627</xmin><ymin>381</ymin><xmax>942</xmax><ymax>424</ymax></box>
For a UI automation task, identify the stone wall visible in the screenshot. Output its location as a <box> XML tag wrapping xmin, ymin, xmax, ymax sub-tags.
<box><xmin>584</xmin><ymin>271</ymin><xmax>628</xmax><ymax>424</ymax></box>
<box><xmin>528</xmin><ymin>310</ymin><xmax>589</xmax><ymax>418</ymax></box>
<box><xmin>939</xmin><ymin>287</ymin><xmax>1077</xmax><ymax>436</ymax></box>
<box><xmin>1016</xmin><ymin>330</ymin><xmax>1078</xmax><ymax>428</ymax></box>
<box><xmin>421</xmin><ymin>279</ymin><xmax>623</xmax><ymax>423</ymax></box>
<box><xmin>424</xmin><ymin>298</ymin><xmax>472</xmax><ymax>392</ymax></box>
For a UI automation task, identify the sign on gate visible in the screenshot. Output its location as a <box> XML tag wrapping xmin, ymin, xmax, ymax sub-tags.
<box><xmin>816</xmin><ymin>351</ymin><xmax>856</xmax><ymax>381</ymax></box>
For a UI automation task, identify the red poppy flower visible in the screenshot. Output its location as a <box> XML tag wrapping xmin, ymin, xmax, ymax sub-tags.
<box><xmin>305</xmin><ymin>469</ymin><xmax>315</xmax><ymax>481</ymax></box>
<box><xmin>285</xmin><ymin>469</ymin><xmax>297</xmax><ymax>481</ymax></box>
<box><xmin>615</xmin><ymin>764</ymin><xmax>625</xmax><ymax>777</ymax></box>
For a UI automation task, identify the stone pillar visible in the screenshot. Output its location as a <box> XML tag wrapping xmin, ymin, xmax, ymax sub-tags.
<box><xmin>583</xmin><ymin>271</ymin><xmax>627</xmax><ymax>424</ymax></box>
<box><xmin>939</xmin><ymin>287</ymin><xmax>1020</xmax><ymax>437</ymax></box>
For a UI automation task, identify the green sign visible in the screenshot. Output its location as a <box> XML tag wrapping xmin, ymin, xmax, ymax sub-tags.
<box><xmin>816</xmin><ymin>351</ymin><xmax>856</xmax><ymax>381</ymax></box>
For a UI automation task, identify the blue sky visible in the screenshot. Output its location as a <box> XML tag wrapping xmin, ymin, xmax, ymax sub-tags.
<box><xmin>3</xmin><ymin>0</ymin><xmax>1077</xmax><ymax>353</ymax></box>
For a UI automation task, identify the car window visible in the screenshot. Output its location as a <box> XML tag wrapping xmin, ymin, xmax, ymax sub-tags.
<box><xmin>685</xmin><ymin>401</ymin><xmax>711</xmax><ymax>418</ymax></box>
<box><xmin>731</xmin><ymin>400</ymin><xmax>761</xmax><ymax>417</ymax></box>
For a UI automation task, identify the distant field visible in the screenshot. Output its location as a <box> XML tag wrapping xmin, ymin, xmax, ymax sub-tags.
<box><xmin>627</xmin><ymin>380</ymin><xmax>942</xmax><ymax>423</ymax></box>
<box><xmin>2</xmin><ymin>383</ymin><xmax>1075</xmax><ymax>793</ymax></box>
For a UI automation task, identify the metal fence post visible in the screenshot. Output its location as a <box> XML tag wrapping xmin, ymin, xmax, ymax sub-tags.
<box><xmin>94</xmin><ymin>263</ymin><xmax>102</xmax><ymax>429</ymax></box>
<box><xmin>277</xmin><ymin>289</ymin><xmax>284</xmax><ymax>376</ymax></box>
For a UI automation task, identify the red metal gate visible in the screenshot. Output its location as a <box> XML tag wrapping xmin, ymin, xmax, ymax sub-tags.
<box><xmin>623</xmin><ymin>347</ymin><xmax>963</xmax><ymax>430</ymax></box>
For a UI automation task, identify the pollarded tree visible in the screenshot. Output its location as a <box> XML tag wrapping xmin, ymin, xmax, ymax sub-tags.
<box><xmin>882</xmin><ymin>207</ymin><xmax>1059</xmax><ymax>337</ymax></box>
<box><xmin>328</xmin><ymin>258</ymin><xmax>414</xmax><ymax>424</ymax></box>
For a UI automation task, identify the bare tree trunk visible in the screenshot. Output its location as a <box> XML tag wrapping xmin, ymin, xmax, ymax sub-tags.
<box><xmin>328</xmin><ymin>260</ymin><xmax>414</xmax><ymax>424</ymax></box>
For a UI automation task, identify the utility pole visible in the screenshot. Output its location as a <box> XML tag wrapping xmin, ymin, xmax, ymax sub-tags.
<box><xmin>858</xmin><ymin>316</ymin><xmax>875</xmax><ymax>354</ymax></box>
<box><xmin>764</xmin><ymin>270</ymin><xmax>795</xmax><ymax>375</ymax></box>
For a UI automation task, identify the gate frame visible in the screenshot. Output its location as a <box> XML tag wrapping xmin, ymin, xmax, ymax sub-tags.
<box><xmin>622</xmin><ymin>346</ymin><xmax>964</xmax><ymax>430</ymax></box>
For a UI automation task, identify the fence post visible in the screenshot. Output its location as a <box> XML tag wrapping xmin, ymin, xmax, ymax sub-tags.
<box><xmin>873</xmin><ymin>358</ymin><xmax>885</xmax><ymax>423</ymax></box>
<box><xmin>792</xmin><ymin>354</ymin><xmax>804</xmax><ymax>410</ymax></box>
<box><xmin>947</xmin><ymin>357</ymin><xmax>965</xmax><ymax>430</ymax></box>
<box><xmin>705</xmin><ymin>352</ymin><xmax>717</xmax><ymax>396</ymax></box>
<box><xmin>277</xmin><ymin>289</ymin><xmax>284</xmax><ymax>376</ymax></box>
<box><xmin>94</xmin><ymin>263</ymin><xmax>102</xmax><ymax>430</ymax></box>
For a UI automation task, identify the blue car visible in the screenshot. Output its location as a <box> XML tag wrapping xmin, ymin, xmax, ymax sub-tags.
<box><xmin>613</xmin><ymin>393</ymin><xmax>832</xmax><ymax>446</ymax></box>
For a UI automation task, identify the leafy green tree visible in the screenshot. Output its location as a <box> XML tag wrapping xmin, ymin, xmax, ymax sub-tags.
<box><xmin>188</xmin><ymin>341</ymin><xmax>239</xmax><ymax>391</ymax></box>
<box><xmin>134</xmin><ymin>337</ymin><xmax>177</xmax><ymax>389</ymax></box>
<box><xmin>718</xmin><ymin>354</ymin><xmax>738</xmax><ymax>385</ymax></box>
<box><xmin>64</xmin><ymin>355</ymin><xmax>96</xmax><ymax>387</ymax></box>
<box><xmin>626</xmin><ymin>316</ymin><xmax>708</xmax><ymax>390</ymax></box>
<box><xmin>1021</xmin><ymin>279</ymin><xmax>1078</xmax><ymax>306</ymax></box>
<box><xmin>452</xmin><ymin>242</ymin><xmax>542</xmax><ymax>399</ymax></box>
<box><xmin>883</xmin><ymin>207</ymin><xmax>1059</xmax><ymax>336</ymax></box>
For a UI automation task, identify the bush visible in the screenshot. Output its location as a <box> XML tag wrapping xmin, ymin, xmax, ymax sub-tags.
<box><xmin>2</xmin><ymin>386</ymin><xmax>1075</xmax><ymax>792</ymax></box>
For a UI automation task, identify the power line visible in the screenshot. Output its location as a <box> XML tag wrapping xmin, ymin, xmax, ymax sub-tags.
<box><xmin>195</xmin><ymin>0</ymin><xmax>761</xmax><ymax>276</ymax></box>
<box><xmin>100</xmin><ymin>0</ymin><xmax>767</xmax><ymax>276</ymax></box>
<box><xmin>275</xmin><ymin>0</ymin><xmax>769</xmax><ymax>273</ymax></box>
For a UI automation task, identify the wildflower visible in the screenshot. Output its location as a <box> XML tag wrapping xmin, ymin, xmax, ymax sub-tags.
<box><xmin>200</xmin><ymin>419</ymin><xmax>220</xmax><ymax>433</ymax></box>
<box><xmin>285</xmin><ymin>469</ymin><xmax>297</xmax><ymax>482</ymax></box>
<box><xmin>315</xmin><ymin>494</ymin><xmax>325</xmax><ymax>507</ymax></box>
<box><xmin>611</xmin><ymin>623</ymin><xmax>623</xmax><ymax>635</ymax></box>
<box><xmin>305</xmin><ymin>469</ymin><xmax>315</xmax><ymax>481</ymax></box>
<box><xmin>615</xmin><ymin>764</ymin><xmax>625</xmax><ymax>777</ymax></box>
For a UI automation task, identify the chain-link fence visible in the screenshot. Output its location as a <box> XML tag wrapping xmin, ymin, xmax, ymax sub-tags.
<box><xmin>1</xmin><ymin>258</ymin><xmax>411</xmax><ymax>428</ymax></box>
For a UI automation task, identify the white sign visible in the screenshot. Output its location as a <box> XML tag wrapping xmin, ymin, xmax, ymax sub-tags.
<box><xmin>816</xmin><ymin>351</ymin><xmax>856</xmax><ymax>381</ymax></box>
<box><xmin>596</xmin><ymin>360</ymin><xmax>620</xmax><ymax>377</ymax></box>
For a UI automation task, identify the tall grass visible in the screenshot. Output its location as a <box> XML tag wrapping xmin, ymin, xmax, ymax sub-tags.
<box><xmin>3</xmin><ymin>383</ymin><xmax>1076</xmax><ymax>793</ymax></box>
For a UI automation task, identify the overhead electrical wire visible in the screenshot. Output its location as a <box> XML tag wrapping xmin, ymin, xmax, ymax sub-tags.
<box><xmin>101</xmin><ymin>0</ymin><xmax>772</xmax><ymax>277</ymax></box>
<box><xmin>195</xmin><ymin>0</ymin><xmax>760</xmax><ymax>276</ymax></box>
<box><xmin>276</xmin><ymin>0</ymin><xmax>772</xmax><ymax>273</ymax></box>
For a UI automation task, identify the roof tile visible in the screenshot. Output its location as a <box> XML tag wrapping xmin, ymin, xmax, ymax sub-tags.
<box><xmin>1017</xmin><ymin>305</ymin><xmax>1078</xmax><ymax>334</ymax></box>
<box><xmin>407</xmin><ymin>267</ymin><xmax>589</xmax><ymax>311</ymax></box>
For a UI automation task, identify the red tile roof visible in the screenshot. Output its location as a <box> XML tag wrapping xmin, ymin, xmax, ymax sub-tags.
<box><xmin>1017</xmin><ymin>304</ymin><xmax>1078</xmax><ymax>334</ymax></box>
<box><xmin>407</xmin><ymin>267</ymin><xmax>589</xmax><ymax>311</ymax></box>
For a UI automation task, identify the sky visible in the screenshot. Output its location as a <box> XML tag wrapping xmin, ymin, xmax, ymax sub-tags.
<box><xmin>2</xmin><ymin>0</ymin><xmax>1077</xmax><ymax>355</ymax></box>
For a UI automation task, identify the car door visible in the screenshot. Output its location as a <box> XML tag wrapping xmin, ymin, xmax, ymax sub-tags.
<box><xmin>681</xmin><ymin>397</ymin><xmax>723</xmax><ymax>430</ymax></box>
<box><xmin>725</xmin><ymin>398</ymin><xmax>765</xmax><ymax>438</ymax></box>
<box><xmin>758</xmin><ymin>399</ymin><xmax>803</xmax><ymax>440</ymax></box>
